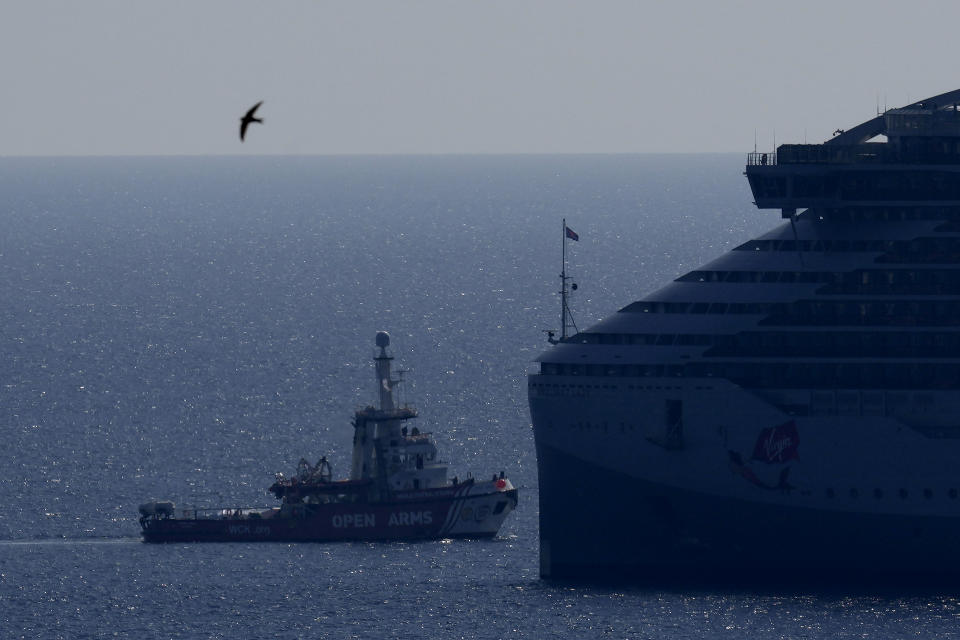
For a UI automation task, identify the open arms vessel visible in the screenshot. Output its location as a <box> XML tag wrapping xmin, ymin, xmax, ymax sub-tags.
<box><xmin>140</xmin><ymin>332</ymin><xmax>517</xmax><ymax>542</ymax></box>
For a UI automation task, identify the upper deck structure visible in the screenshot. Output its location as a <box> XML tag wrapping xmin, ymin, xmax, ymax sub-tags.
<box><xmin>746</xmin><ymin>88</ymin><xmax>960</xmax><ymax>216</ymax></box>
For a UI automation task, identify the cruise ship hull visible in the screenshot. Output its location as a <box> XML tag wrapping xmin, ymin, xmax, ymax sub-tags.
<box><xmin>537</xmin><ymin>440</ymin><xmax>960</xmax><ymax>582</ymax></box>
<box><xmin>531</xmin><ymin>369</ymin><xmax>960</xmax><ymax>582</ymax></box>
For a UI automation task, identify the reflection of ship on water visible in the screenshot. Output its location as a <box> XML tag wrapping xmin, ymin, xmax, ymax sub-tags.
<box><xmin>530</xmin><ymin>88</ymin><xmax>960</xmax><ymax>580</ymax></box>
<box><xmin>140</xmin><ymin>331</ymin><xmax>518</xmax><ymax>543</ymax></box>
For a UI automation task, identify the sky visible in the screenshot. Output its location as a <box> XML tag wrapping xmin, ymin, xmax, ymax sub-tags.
<box><xmin>4</xmin><ymin>0</ymin><xmax>960</xmax><ymax>156</ymax></box>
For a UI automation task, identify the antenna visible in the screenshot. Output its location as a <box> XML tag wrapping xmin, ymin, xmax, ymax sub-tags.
<box><xmin>396</xmin><ymin>367</ymin><xmax>408</xmax><ymax>408</ymax></box>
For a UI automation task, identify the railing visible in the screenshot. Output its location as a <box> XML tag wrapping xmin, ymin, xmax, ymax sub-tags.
<box><xmin>746</xmin><ymin>152</ymin><xmax>776</xmax><ymax>166</ymax></box>
<box><xmin>147</xmin><ymin>506</ymin><xmax>277</xmax><ymax>520</ymax></box>
<box><xmin>749</xmin><ymin>144</ymin><xmax>891</xmax><ymax>166</ymax></box>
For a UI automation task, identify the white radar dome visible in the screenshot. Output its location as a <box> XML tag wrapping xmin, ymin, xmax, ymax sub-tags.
<box><xmin>375</xmin><ymin>331</ymin><xmax>390</xmax><ymax>349</ymax></box>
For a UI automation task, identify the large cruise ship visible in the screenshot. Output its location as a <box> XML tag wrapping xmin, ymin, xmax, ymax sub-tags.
<box><xmin>529</xmin><ymin>88</ymin><xmax>960</xmax><ymax>581</ymax></box>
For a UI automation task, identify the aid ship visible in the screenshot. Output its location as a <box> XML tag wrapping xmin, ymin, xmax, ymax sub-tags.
<box><xmin>530</xmin><ymin>87</ymin><xmax>960</xmax><ymax>580</ymax></box>
<box><xmin>140</xmin><ymin>332</ymin><xmax>517</xmax><ymax>543</ymax></box>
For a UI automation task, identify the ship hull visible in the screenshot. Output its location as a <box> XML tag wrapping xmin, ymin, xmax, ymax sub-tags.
<box><xmin>141</xmin><ymin>489</ymin><xmax>517</xmax><ymax>544</ymax></box>
<box><xmin>529</xmin><ymin>89</ymin><xmax>960</xmax><ymax>584</ymax></box>
<box><xmin>536</xmin><ymin>440</ymin><xmax>960</xmax><ymax>583</ymax></box>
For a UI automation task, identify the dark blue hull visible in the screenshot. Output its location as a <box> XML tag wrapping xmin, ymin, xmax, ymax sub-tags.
<box><xmin>536</xmin><ymin>443</ymin><xmax>960</xmax><ymax>584</ymax></box>
<box><xmin>141</xmin><ymin>488</ymin><xmax>518</xmax><ymax>543</ymax></box>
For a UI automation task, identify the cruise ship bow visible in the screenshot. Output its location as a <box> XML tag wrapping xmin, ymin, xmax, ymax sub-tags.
<box><xmin>529</xmin><ymin>88</ymin><xmax>960</xmax><ymax>582</ymax></box>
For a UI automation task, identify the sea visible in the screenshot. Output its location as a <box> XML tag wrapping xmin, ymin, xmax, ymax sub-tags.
<box><xmin>2</xmin><ymin>154</ymin><xmax>959</xmax><ymax>639</ymax></box>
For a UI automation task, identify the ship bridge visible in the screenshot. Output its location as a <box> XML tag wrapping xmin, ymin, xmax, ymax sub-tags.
<box><xmin>746</xmin><ymin>88</ymin><xmax>960</xmax><ymax>217</ymax></box>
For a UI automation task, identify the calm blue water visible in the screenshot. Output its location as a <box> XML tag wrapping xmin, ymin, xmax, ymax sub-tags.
<box><xmin>2</xmin><ymin>155</ymin><xmax>959</xmax><ymax>638</ymax></box>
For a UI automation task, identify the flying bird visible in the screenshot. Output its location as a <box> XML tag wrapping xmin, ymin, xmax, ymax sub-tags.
<box><xmin>240</xmin><ymin>101</ymin><xmax>264</xmax><ymax>142</ymax></box>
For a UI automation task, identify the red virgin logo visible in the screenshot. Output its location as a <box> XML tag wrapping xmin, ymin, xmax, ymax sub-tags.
<box><xmin>751</xmin><ymin>421</ymin><xmax>799</xmax><ymax>464</ymax></box>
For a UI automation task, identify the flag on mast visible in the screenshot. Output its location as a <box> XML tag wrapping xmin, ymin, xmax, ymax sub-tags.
<box><xmin>565</xmin><ymin>226</ymin><xmax>579</xmax><ymax>241</ymax></box>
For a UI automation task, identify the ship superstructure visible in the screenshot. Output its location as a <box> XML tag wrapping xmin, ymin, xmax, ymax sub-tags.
<box><xmin>529</xmin><ymin>88</ymin><xmax>960</xmax><ymax>580</ymax></box>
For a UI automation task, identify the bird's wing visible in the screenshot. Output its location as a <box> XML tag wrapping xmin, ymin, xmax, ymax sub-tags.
<box><xmin>245</xmin><ymin>101</ymin><xmax>264</xmax><ymax>119</ymax></box>
<box><xmin>240</xmin><ymin>101</ymin><xmax>264</xmax><ymax>141</ymax></box>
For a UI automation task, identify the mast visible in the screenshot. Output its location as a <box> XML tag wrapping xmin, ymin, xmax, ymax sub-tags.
<box><xmin>561</xmin><ymin>217</ymin><xmax>569</xmax><ymax>341</ymax></box>
<box><xmin>374</xmin><ymin>332</ymin><xmax>396</xmax><ymax>412</ymax></box>
<box><xmin>350</xmin><ymin>331</ymin><xmax>416</xmax><ymax>483</ymax></box>
<box><xmin>548</xmin><ymin>218</ymin><xmax>577</xmax><ymax>344</ymax></box>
